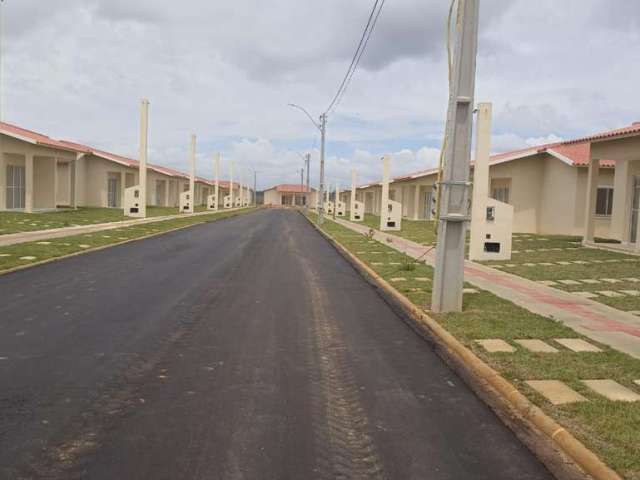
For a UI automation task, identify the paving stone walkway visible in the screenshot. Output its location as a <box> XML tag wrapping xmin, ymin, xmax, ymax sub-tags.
<box><xmin>333</xmin><ymin>217</ymin><xmax>640</xmax><ymax>360</ymax></box>
<box><xmin>0</xmin><ymin>208</ymin><xmax>247</xmax><ymax>247</ymax></box>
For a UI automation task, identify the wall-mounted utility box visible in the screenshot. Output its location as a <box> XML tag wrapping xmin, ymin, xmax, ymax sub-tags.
<box><xmin>351</xmin><ymin>200</ymin><xmax>364</xmax><ymax>221</ymax></box>
<box><xmin>180</xmin><ymin>191</ymin><xmax>193</xmax><ymax>214</ymax></box>
<box><xmin>326</xmin><ymin>201</ymin><xmax>334</xmax><ymax>215</ymax></box>
<box><xmin>124</xmin><ymin>186</ymin><xmax>145</xmax><ymax>218</ymax></box>
<box><xmin>207</xmin><ymin>194</ymin><xmax>218</xmax><ymax>211</ymax></box>
<box><xmin>381</xmin><ymin>199</ymin><xmax>402</xmax><ymax>231</ymax></box>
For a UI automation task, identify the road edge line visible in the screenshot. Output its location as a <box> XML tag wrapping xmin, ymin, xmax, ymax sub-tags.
<box><xmin>0</xmin><ymin>208</ymin><xmax>259</xmax><ymax>277</ymax></box>
<box><xmin>303</xmin><ymin>213</ymin><xmax>621</xmax><ymax>480</ymax></box>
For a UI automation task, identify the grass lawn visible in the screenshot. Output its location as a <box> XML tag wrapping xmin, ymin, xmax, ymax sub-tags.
<box><xmin>0</xmin><ymin>206</ymin><xmax>215</xmax><ymax>235</ymax></box>
<box><xmin>351</xmin><ymin>213</ymin><xmax>437</xmax><ymax>245</ymax></box>
<box><xmin>0</xmin><ymin>208</ymin><xmax>256</xmax><ymax>272</ymax></box>
<box><xmin>483</xmin><ymin>233</ymin><xmax>640</xmax><ymax>313</ymax></box>
<box><xmin>311</xmin><ymin>214</ymin><xmax>640</xmax><ymax>479</ymax></box>
<box><xmin>344</xmin><ymin>215</ymin><xmax>640</xmax><ymax>314</ymax></box>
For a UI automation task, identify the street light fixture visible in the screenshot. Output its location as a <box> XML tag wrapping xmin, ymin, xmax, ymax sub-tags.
<box><xmin>288</xmin><ymin>103</ymin><xmax>327</xmax><ymax>224</ymax></box>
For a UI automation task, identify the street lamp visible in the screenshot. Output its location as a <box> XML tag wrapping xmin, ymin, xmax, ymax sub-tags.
<box><xmin>288</xmin><ymin>103</ymin><xmax>326</xmax><ymax>224</ymax></box>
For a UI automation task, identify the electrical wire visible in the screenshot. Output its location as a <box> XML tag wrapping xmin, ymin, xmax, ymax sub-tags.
<box><xmin>333</xmin><ymin>0</ymin><xmax>387</xmax><ymax>111</ymax></box>
<box><xmin>434</xmin><ymin>0</ymin><xmax>459</xmax><ymax>232</ymax></box>
<box><xmin>325</xmin><ymin>0</ymin><xmax>384</xmax><ymax>115</ymax></box>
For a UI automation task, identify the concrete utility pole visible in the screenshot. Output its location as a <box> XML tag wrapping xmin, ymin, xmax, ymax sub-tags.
<box><xmin>214</xmin><ymin>152</ymin><xmax>220</xmax><ymax>209</ymax></box>
<box><xmin>138</xmin><ymin>99</ymin><xmax>149</xmax><ymax>217</ymax></box>
<box><xmin>288</xmin><ymin>104</ymin><xmax>326</xmax><ymax>223</ymax></box>
<box><xmin>318</xmin><ymin>113</ymin><xmax>327</xmax><ymax>223</ymax></box>
<box><xmin>189</xmin><ymin>134</ymin><xmax>196</xmax><ymax>213</ymax></box>
<box><xmin>253</xmin><ymin>169</ymin><xmax>257</xmax><ymax>206</ymax></box>
<box><xmin>229</xmin><ymin>161</ymin><xmax>234</xmax><ymax>207</ymax></box>
<box><xmin>431</xmin><ymin>0</ymin><xmax>480</xmax><ymax>313</ymax></box>
<box><xmin>305</xmin><ymin>153</ymin><xmax>310</xmax><ymax>213</ymax></box>
<box><xmin>300</xmin><ymin>167</ymin><xmax>304</xmax><ymax>206</ymax></box>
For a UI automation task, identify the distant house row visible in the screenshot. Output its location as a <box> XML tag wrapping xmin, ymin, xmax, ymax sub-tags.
<box><xmin>345</xmin><ymin>122</ymin><xmax>640</xmax><ymax>247</ymax></box>
<box><xmin>0</xmin><ymin>121</ymin><xmax>249</xmax><ymax>213</ymax></box>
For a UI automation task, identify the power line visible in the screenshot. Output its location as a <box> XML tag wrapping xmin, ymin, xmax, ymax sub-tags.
<box><xmin>325</xmin><ymin>0</ymin><xmax>384</xmax><ymax>115</ymax></box>
<box><xmin>334</xmin><ymin>0</ymin><xmax>386</xmax><ymax>111</ymax></box>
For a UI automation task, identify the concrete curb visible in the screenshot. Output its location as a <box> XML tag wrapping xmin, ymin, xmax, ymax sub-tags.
<box><xmin>0</xmin><ymin>208</ymin><xmax>258</xmax><ymax>277</ymax></box>
<box><xmin>304</xmin><ymin>214</ymin><xmax>621</xmax><ymax>480</ymax></box>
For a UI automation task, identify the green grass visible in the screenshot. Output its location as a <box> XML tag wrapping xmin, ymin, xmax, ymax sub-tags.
<box><xmin>347</xmin><ymin>215</ymin><xmax>640</xmax><ymax>314</ymax></box>
<box><xmin>311</xmin><ymin>214</ymin><xmax>640</xmax><ymax>479</ymax></box>
<box><xmin>0</xmin><ymin>208</ymin><xmax>256</xmax><ymax>272</ymax></box>
<box><xmin>484</xmin><ymin>233</ymin><xmax>640</xmax><ymax>313</ymax></box>
<box><xmin>358</xmin><ymin>213</ymin><xmax>437</xmax><ymax>245</ymax></box>
<box><xmin>0</xmin><ymin>206</ymin><xmax>215</xmax><ymax>235</ymax></box>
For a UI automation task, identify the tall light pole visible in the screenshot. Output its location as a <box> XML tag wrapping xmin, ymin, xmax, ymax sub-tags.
<box><xmin>288</xmin><ymin>104</ymin><xmax>326</xmax><ymax>224</ymax></box>
<box><xmin>299</xmin><ymin>167</ymin><xmax>304</xmax><ymax>207</ymax></box>
<box><xmin>431</xmin><ymin>0</ymin><xmax>480</xmax><ymax>313</ymax></box>
<box><xmin>305</xmin><ymin>153</ymin><xmax>310</xmax><ymax>213</ymax></box>
<box><xmin>253</xmin><ymin>169</ymin><xmax>257</xmax><ymax>206</ymax></box>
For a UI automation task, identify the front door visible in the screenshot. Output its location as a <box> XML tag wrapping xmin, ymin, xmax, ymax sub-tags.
<box><xmin>631</xmin><ymin>176</ymin><xmax>640</xmax><ymax>244</ymax></box>
<box><xmin>107</xmin><ymin>177</ymin><xmax>119</xmax><ymax>208</ymax></box>
<box><xmin>424</xmin><ymin>190</ymin><xmax>433</xmax><ymax>220</ymax></box>
<box><xmin>6</xmin><ymin>165</ymin><xmax>25</xmax><ymax>209</ymax></box>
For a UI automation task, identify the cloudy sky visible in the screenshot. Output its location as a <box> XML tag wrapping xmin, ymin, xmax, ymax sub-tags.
<box><xmin>2</xmin><ymin>0</ymin><xmax>639</xmax><ymax>189</ymax></box>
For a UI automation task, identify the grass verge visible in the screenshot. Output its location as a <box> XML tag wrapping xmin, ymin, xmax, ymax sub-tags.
<box><xmin>0</xmin><ymin>208</ymin><xmax>256</xmax><ymax>273</ymax></box>
<box><xmin>0</xmin><ymin>206</ymin><xmax>212</xmax><ymax>235</ymax></box>
<box><xmin>311</xmin><ymin>214</ymin><xmax>640</xmax><ymax>480</ymax></box>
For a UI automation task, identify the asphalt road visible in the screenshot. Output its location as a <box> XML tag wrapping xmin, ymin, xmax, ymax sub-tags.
<box><xmin>0</xmin><ymin>209</ymin><xmax>553</xmax><ymax>480</ymax></box>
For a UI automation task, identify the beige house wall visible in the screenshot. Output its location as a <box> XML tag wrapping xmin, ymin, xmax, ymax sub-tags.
<box><xmin>82</xmin><ymin>155</ymin><xmax>136</xmax><ymax>208</ymax></box>
<box><xmin>356</xmin><ymin>153</ymin><xmax>620</xmax><ymax>238</ymax></box>
<box><xmin>0</xmin><ymin>134</ymin><xmax>76</xmax><ymax>211</ymax></box>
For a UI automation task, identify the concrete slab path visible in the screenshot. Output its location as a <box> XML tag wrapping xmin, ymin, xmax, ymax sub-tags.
<box><xmin>0</xmin><ymin>207</ymin><xmax>248</xmax><ymax>247</ymax></box>
<box><xmin>333</xmin><ymin>217</ymin><xmax>640</xmax><ymax>360</ymax></box>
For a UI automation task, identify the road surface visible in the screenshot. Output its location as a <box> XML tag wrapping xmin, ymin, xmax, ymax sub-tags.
<box><xmin>0</xmin><ymin>209</ymin><xmax>552</xmax><ymax>479</ymax></box>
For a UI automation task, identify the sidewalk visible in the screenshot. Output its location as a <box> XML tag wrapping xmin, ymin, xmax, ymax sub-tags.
<box><xmin>0</xmin><ymin>208</ymin><xmax>248</xmax><ymax>247</ymax></box>
<box><xmin>333</xmin><ymin>217</ymin><xmax>640</xmax><ymax>360</ymax></box>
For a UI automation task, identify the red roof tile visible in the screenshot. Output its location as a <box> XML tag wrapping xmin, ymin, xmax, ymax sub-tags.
<box><xmin>1</xmin><ymin>122</ymin><xmax>90</xmax><ymax>153</ymax></box>
<box><xmin>565</xmin><ymin>122</ymin><xmax>640</xmax><ymax>144</ymax></box>
<box><xmin>268</xmin><ymin>184</ymin><xmax>312</xmax><ymax>193</ymax></box>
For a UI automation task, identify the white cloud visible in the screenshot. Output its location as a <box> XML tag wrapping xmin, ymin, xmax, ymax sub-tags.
<box><xmin>1</xmin><ymin>0</ymin><xmax>638</xmax><ymax>189</ymax></box>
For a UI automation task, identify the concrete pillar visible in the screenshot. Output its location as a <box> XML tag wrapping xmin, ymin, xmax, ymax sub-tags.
<box><xmin>25</xmin><ymin>152</ymin><xmax>34</xmax><ymax>213</ymax></box>
<box><xmin>71</xmin><ymin>155</ymin><xmax>79</xmax><ymax>208</ymax></box>
<box><xmin>469</xmin><ymin>102</ymin><xmax>491</xmax><ymax>260</ymax></box>
<box><xmin>610</xmin><ymin>159</ymin><xmax>630</xmax><ymax>242</ymax></box>
<box><xmin>139</xmin><ymin>99</ymin><xmax>149</xmax><ymax>215</ymax></box>
<box><xmin>53</xmin><ymin>158</ymin><xmax>59</xmax><ymax>209</ymax></box>
<box><xmin>213</xmin><ymin>153</ymin><xmax>220</xmax><ymax>210</ymax></box>
<box><xmin>412</xmin><ymin>185</ymin><xmax>420</xmax><ymax>220</ymax></box>
<box><xmin>0</xmin><ymin>151</ymin><xmax>5</xmax><ymax>210</ymax></box>
<box><xmin>230</xmin><ymin>161</ymin><xmax>234</xmax><ymax>207</ymax></box>
<box><xmin>380</xmin><ymin>157</ymin><xmax>391</xmax><ymax>230</ymax></box>
<box><xmin>118</xmin><ymin>171</ymin><xmax>125</xmax><ymax>208</ymax></box>
<box><xmin>583</xmin><ymin>156</ymin><xmax>600</xmax><ymax>244</ymax></box>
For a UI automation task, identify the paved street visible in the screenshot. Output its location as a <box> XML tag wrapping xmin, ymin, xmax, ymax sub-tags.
<box><xmin>0</xmin><ymin>209</ymin><xmax>552</xmax><ymax>480</ymax></box>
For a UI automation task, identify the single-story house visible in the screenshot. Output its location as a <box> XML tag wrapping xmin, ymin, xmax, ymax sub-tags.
<box><xmin>353</xmin><ymin>123</ymin><xmax>640</xmax><ymax>238</ymax></box>
<box><xmin>582</xmin><ymin>122</ymin><xmax>640</xmax><ymax>251</ymax></box>
<box><xmin>263</xmin><ymin>184</ymin><xmax>316</xmax><ymax>207</ymax></box>
<box><xmin>1</xmin><ymin>121</ymin><xmax>251</xmax><ymax>212</ymax></box>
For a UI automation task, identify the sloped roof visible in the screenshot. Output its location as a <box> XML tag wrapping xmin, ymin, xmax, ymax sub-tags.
<box><xmin>1</xmin><ymin>122</ymin><xmax>90</xmax><ymax>153</ymax></box>
<box><xmin>266</xmin><ymin>184</ymin><xmax>313</xmax><ymax>193</ymax></box>
<box><xmin>359</xmin><ymin>123</ymin><xmax>640</xmax><ymax>189</ymax></box>
<box><xmin>565</xmin><ymin>122</ymin><xmax>640</xmax><ymax>144</ymax></box>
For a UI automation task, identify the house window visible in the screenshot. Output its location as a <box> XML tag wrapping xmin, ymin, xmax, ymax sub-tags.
<box><xmin>492</xmin><ymin>186</ymin><xmax>510</xmax><ymax>204</ymax></box>
<box><xmin>490</xmin><ymin>178</ymin><xmax>511</xmax><ymax>204</ymax></box>
<box><xmin>595</xmin><ymin>187</ymin><xmax>614</xmax><ymax>216</ymax></box>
